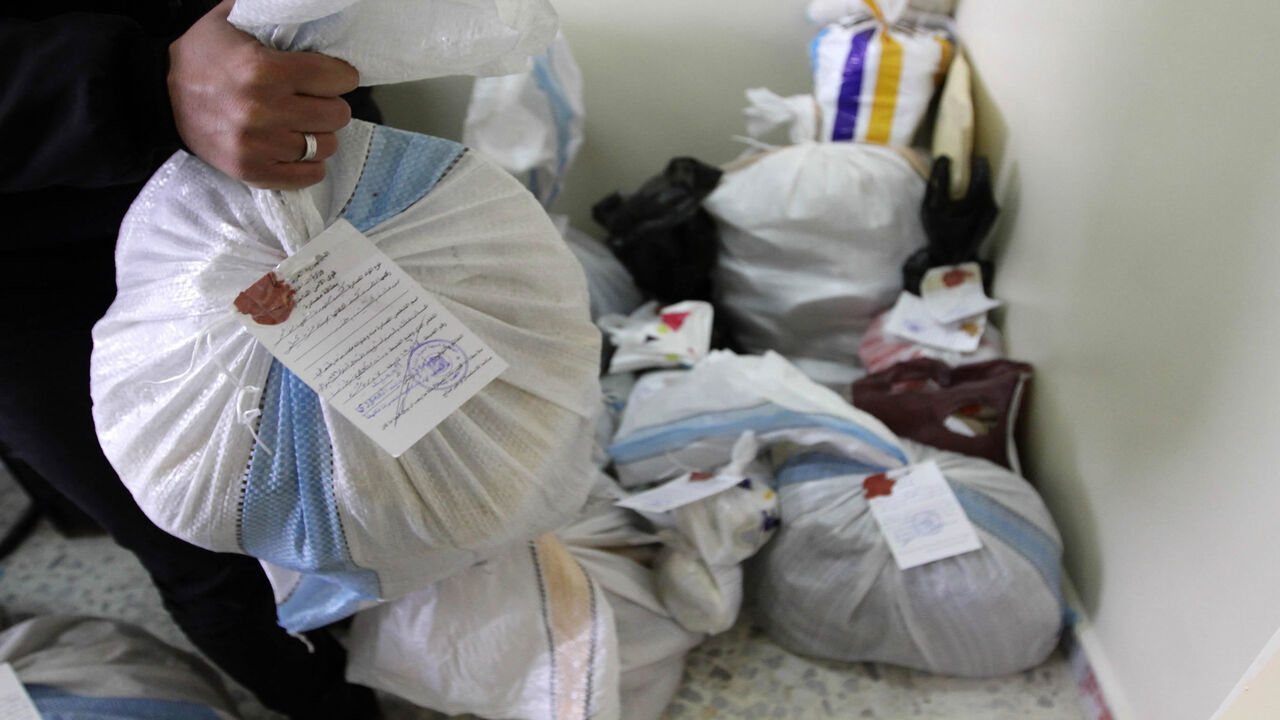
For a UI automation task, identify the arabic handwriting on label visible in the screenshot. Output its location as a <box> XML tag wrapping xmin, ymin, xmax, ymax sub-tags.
<box><xmin>234</xmin><ymin>220</ymin><xmax>507</xmax><ymax>457</ymax></box>
<box><xmin>865</xmin><ymin>461</ymin><xmax>982</xmax><ymax>570</ymax></box>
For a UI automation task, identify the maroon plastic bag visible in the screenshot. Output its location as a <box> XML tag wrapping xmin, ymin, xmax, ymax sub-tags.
<box><xmin>851</xmin><ymin>358</ymin><xmax>1032</xmax><ymax>471</ymax></box>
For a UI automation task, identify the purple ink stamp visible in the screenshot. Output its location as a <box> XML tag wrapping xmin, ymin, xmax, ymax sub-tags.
<box><xmin>405</xmin><ymin>339</ymin><xmax>469</xmax><ymax>394</ymax></box>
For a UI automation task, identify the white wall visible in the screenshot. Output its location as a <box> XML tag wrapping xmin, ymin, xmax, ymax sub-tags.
<box><xmin>376</xmin><ymin>1</ymin><xmax>1280</xmax><ymax>718</ymax></box>
<box><xmin>375</xmin><ymin>0</ymin><xmax>816</xmax><ymax>233</ymax></box>
<box><xmin>955</xmin><ymin>1</ymin><xmax>1280</xmax><ymax>718</ymax></box>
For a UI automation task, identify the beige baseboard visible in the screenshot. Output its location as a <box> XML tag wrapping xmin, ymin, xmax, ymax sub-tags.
<box><xmin>1062</xmin><ymin>577</ymin><xmax>1134</xmax><ymax>720</ymax></box>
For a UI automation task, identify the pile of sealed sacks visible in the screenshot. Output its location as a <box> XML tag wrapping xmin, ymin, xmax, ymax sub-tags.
<box><xmin>86</xmin><ymin>0</ymin><xmax>1067</xmax><ymax>717</ymax></box>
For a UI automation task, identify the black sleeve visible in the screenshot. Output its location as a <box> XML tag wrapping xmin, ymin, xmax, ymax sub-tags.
<box><xmin>0</xmin><ymin>13</ymin><xmax>182</xmax><ymax>192</ymax></box>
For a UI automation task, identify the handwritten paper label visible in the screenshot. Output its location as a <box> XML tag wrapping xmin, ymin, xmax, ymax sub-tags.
<box><xmin>616</xmin><ymin>471</ymin><xmax>746</xmax><ymax>514</ymax></box>
<box><xmin>865</xmin><ymin>461</ymin><xmax>982</xmax><ymax>570</ymax></box>
<box><xmin>0</xmin><ymin>664</ymin><xmax>40</xmax><ymax>720</ymax></box>
<box><xmin>883</xmin><ymin>291</ymin><xmax>986</xmax><ymax>353</ymax></box>
<box><xmin>234</xmin><ymin>220</ymin><xmax>507</xmax><ymax>457</ymax></box>
<box><xmin>920</xmin><ymin>262</ymin><xmax>1002</xmax><ymax>324</ymax></box>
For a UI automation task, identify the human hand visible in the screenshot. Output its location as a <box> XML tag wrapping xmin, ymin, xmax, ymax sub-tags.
<box><xmin>168</xmin><ymin>0</ymin><xmax>359</xmax><ymax>189</ymax></box>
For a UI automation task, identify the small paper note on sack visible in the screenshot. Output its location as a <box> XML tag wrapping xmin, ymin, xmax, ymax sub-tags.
<box><xmin>233</xmin><ymin>219</ymin><xmax>506</xmax><ymax>457</ymax></box>
<box><xmin>0</xmin><ymin>664</ymin><xmax>40</xmax><ymax>720</ymax></box>
<box><xmin>884</xmin><ymin>291</ymin><xmax>986</xmax><ymax>353</ymax></box>
<box><xmin>864</xmin><ymin>461</ymin><xmax>982</xmax><ymax>570</ymax></box>
<box><xmin>616</xmin><ymin>470</ymin><xmax>746</xmax><ymax>514</ymax></box>
<box><xmin>920</xmin><ymin>262</ymin><xmax>1001</xmax><ymax>324</ymax></box>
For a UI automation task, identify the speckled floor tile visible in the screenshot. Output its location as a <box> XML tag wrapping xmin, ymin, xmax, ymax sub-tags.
<box><xmin>664</xmin><ymin>619</ymin><xmax>1084</xmax><ymax>720</ymax></box>
<box><xmin>0</xmin><ymin>467</ymin><xmax>1085</xmax><ymax>720</ymax></box>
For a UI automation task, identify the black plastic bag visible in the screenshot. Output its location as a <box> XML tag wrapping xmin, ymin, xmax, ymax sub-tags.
<box><xmin>592</xmin><ymin>157</ymin><xmax>723</xmax><ymax>305</ymax></box>
<box><xmin>902</xmin><ymin>155</ymin><xmax>999</xmax><ymax>295</ymax></box>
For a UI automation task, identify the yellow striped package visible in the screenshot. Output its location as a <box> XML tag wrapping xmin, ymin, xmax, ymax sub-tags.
<box><xmin>812</xmin><ymin>0</ymin><xmax>955</xmax><ymax>145</ymax></box>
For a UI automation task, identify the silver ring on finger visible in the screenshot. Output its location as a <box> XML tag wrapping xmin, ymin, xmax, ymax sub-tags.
<box><xmin>298</xmin><ymin>132</ymin><xmax>318</xmax><ymax>162</ymax></box>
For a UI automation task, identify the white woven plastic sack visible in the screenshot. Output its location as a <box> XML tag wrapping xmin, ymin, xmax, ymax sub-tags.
<box><xmin>347</xmin><ymin>472</ymin><xmax>703</xmax><ymax>720</ymax></box>
<box><xmin>606</xmin><ymin>354</ymin><xmax>1063</xmax><ymax>677</ymax></box>
<box><xmin>647</xmin><ymin>434</ymin><xmax>780</xmax><ymax>635</ymax></box>
<box><xmin>704</xmin><ymin>143</ymin><xmax>927</xmax><ymax>382</ymax></box>
<box><xmin>346</xmin><ymin>534</ymin><xmax>621</xmax><ymax>720</ymax></box>
<box><xmin>750</xmin><ymin>438</ymin><xmax>1064</xmax><ymax>677</ymax></box>
<box><xmin>811</xmin><ymin>1</ymin><xmax>955</xmax><ymax>145</ymax></box>
<box><xmin>464</xmin><ymin>33</ymin><xmax>584</xmax><ymax>206</ymax></box>
<box><xmin>741</xmin><ymin>88</ymin><xmax>818</xmax><ymax>146</ymax></box>
<box><xmin>228</xmin><ymin>0</ymin><xmax>558</xmax><ymax>85</ymax></box>
<box><xmin>606</xmin><ymin>352</ymin><xmax>888</xmax><ymax>634</ymax></box>
<box><xmin>553</xmin><ymin>476</ymin><xmax>706</xmax><ymax>720</ymax></box>
<box><xmin>0</xmin><ymin>616</ymin><xmax>238</xmax><ymax>719</ymax></box>
<box><xmin>91</xmin><ymin>120</ymin><xmax>601</xmax><ymax>632</ymax></box>
<box><xmin>557</xmin><ymin>216</ymin><xmax>644</xmax><ymax>321</ymax></box>
<box><xmin>608</xmin><ymin>351</ymin><xmax>907</xmax><ymax>488</ymax></box>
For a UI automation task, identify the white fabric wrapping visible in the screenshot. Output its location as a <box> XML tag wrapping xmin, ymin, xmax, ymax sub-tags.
<box><xmin>607</xmin><ymin>351</ymin><xmax>906</xmax><ymax>488</ymax></box>
<box><xmin>704</xmin><ymin>144</ymin><xmax>927</xmax><ymax>373</ymax></box>
<box><xmin>0</xmin><ymin>616</ymin><xmax>239</xmax><ymax>719</ymax></box>
<box><xmin>346</xmin><ymin>473</ymin><xmax>703</xmax><ymax>720</ymax></box>
<box><xmin>557</xmin><ymin>216</ymin><xmax>644</xmax><ymax>321</ymax></box>
<box><xmin>464</xmin><ymin>33</ymin><xmax>584</xmax><ymax>206</ymax></box>
<box><xmin>741</xmin><ymin>88</ymin><xmax>818</xmax><ymax>145</ymax></box>
<box><xmin>646</xmin><ymin>434</ymin><xmax>780</xmax><ymax>635</ymax></box>
<box><xmin>346</xmin><ymin>536</ymin><xmax>622</xmax><ymax>720</ymax></box>
<box><xmin>228</xmin><ymin>0</ymin><xmax>559</xmax><ymax>85</ymax></box>
<box><xmin>750</xmin><ymin>439</ymin><xmax>1065</xmax><ymax>677</ymax></box>
<box><xmin>91</xmin><ymin>120</ymin><xmax>600</xmax><ymax>611</ymax></box>
<box><xmin>605</xmin><ymin>352</ymin><xmax>1064</xmax><ymax>677</ymax></box>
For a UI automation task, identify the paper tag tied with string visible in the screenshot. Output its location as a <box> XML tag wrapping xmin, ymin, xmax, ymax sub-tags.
<box><xmin>233</xmin><ymin>219</ymin><xmax>507</xmax><ymax>457</ymax></box>
<box><xmin>615</xmin><ymin>469</ymin><xmax>748</xmax><ymax>514</ymax></box>
<box><xmin>919</xmin><ymin>262</ymin><xmax>1001</xmax><ymax>325</ymax></box>
<box><xmin>864</xmin><ymin>461</ymin><xmax>982</xmax><ymax>570</ymax></box>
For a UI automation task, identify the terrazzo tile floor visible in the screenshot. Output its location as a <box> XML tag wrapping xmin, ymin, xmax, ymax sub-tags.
<box><xmin>0</xmin><ymin>468</ymin><xmax>1086</xmax><ymax>720</ymax></box>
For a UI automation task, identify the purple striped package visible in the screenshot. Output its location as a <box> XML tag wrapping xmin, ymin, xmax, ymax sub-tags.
<box><xmin>812</xmin><ymin>0</ymin><xmax>956</xmax><ymax>145</ymax></box>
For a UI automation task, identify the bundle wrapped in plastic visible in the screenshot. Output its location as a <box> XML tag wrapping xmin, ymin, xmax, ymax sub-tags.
<box><xmin>608</xmin><ymin>352</ymin><xmax>906</xmax><ymax>488</ymax></box>
<box><xmin>228</xmin><ymin>0</ymin><xmax>559</xmax><ymax>85</ymax></box>
<box><xmin>751</xmin><ymin>439</ymin><xmax>1064</xmax><ymax>677</ymax></box>
<box><xmin>91</xmin><ymin>119</ymin><xmax>601</xmax><ymax>631</ymax></box>
<box><xmin>704</xmin><ymin>141</ymin><xmax>928</xmax><ymax>387</ymax></box>
<box><xmin>646</xmin><ymin>433</ymin><xmax>780</xmax><ymax>635</ymax></box>
<box><xmin>346</xmin><ymin>472</ymin><xmax>703</xmax><ymax>720</ymax></box>
<box><xmin>561</xmin><ymin>217</ymin><xmax>645</xmax><ymax>321</ymax></box>
<box><xmin>0</xmin><ymin>615</ymin><xmax>239</xmax><ymax>719</ymax></box>
<box><xmin>606</xmin><ymin>352</ymin><xmax>1063</xmax><ymax>677</ymax></box>
<box><xmin>811</xmin><ymin>0</ymin><xmax>955</xmax><ymax>145</ymax></box>
<box><xmin>559</xmin><ymin>478</ymin><xmax>706</xmax><ymax>720</ymax></box>
<box><xmin>464</xmin><ymin>33</ymin><xmax>584</xmax><ymax>206</ymax></box>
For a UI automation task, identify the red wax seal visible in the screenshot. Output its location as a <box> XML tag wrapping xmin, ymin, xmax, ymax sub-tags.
<box><xmin>234</xmin><ymin>271</ymin><xmax>296</xmax><ymax>325</ymax></box>
<box><xmin>863</xmin><ymin>473</ymin><xmax>896</xmax><ymax>499</ymax></box>
<box><xmin>661</xmin><ymin>311</ymin><xmax>691</xmax><ymax>331</ymax></box>
<box><xmin>942</xmin><ymin>268</ymin><xmax>972</xmax><ymax>287</ymax></box>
